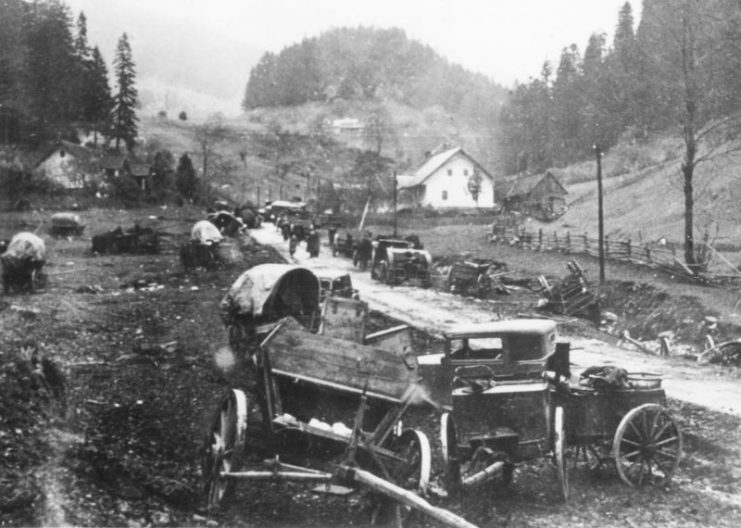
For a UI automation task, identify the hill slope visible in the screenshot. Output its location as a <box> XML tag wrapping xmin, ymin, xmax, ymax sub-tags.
<box><xmin>530</xmin><ymin>138</ymin><xmax>741</xmax><ymax>254</ymax></box>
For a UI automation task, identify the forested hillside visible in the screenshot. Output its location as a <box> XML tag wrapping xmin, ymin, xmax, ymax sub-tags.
<box><xmin>499</xmin><ymin>0</ymin><xmax>741</xmax><ymax>174</ymax></box>
<box><xmin>242</xmin><ymin>27</ymin><xmax>507</xmax><ymax>124</ymax></box>
<box><xmin>0</xmin><ymin>0</ymin><xmax>116</xmax><ymax>145</ymax></box>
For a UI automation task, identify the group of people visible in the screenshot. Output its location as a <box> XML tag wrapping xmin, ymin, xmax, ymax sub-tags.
<box><xmin>276</xmin><ymin>214</ymin><xmax>320</xmax><ymax>259</ymax></box>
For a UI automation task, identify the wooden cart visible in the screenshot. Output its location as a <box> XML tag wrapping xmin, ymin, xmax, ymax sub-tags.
<box><xmin>560</xmin><ymin>372</ymin><xmax>682</xmax><ymax>487</ymax></box>
<box><xmin>202</xmin><ymin>317</ymin><xmax>476</xmax><ymax>527</ymax></box>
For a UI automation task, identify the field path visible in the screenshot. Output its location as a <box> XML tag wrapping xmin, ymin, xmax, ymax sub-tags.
<box><xmin>251</xmin><ymin>225</ymin><xmax>741</xmax><ymax>416</ymax></box>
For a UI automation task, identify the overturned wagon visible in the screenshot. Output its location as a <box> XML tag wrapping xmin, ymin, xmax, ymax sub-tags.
<box><xmin>92</xmin><ymin>225</ymin><xmax>159</xmax><ymax>255</ymax></box>
<box><xmin>1</xmin><ymin>232</ymin><xmax>47</xmax><ymax>293</ymax></box>
<box><xmin>447</xmin><ymin>260</ymin><xmax>494</xmax><ymax>298</ymax></box>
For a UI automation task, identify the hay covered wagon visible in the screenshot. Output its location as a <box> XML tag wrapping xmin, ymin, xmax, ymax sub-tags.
<box><xmin>1</xmin><ymin>232</ymin><xmax>47</xmax><ymax>293</ymax></box>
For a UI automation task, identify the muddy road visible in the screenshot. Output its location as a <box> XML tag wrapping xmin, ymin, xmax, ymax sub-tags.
<box><xmin>251</xmin><ymin>225</ymin><xmax>741</xmax><ymax>417</ymax></box>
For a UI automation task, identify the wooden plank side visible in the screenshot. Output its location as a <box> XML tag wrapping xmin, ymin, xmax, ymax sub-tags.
<box><xmin>364</xmin><ymin>325</ymin><xmax>412</xmax><ymax>357</ymax></box>
<box><xmin>320</xmin><ymin>297</ymin><xmax>367</xmax><ymax>343</ymax></box>
<box><xmin>265</xmin><ymin>323</ymin><xmax>418</xmax><ymax>399</ymax></box>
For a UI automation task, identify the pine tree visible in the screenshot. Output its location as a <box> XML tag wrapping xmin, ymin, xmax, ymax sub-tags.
<box><xmin>112</xmin><ymin>33</ymin><xmax>138</xmax><ymax>152</ymax></box>
<box><xmin>85</xmin><ymin>46</ymin><xmax>114</xmax><ymax>146</ymax></box>
<box><xmin>25</xmin><ymin>0</ymin><xmax>79</xmax><ymax>137</ymax></box>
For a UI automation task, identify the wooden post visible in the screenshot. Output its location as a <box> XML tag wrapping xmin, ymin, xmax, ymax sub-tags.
<box><xmin>595</xmin><ymin>145</ymin><xmax>605</xmax><ymax>283</ymax></box>
<box><xmin>566</xmin><ymin>231</ymin><xmax>571</xmax><ymax>252</ymax></box>
<box><xmin>538</xmin><ymin>229</ymin><xmax>543</xmax><ymax>251</ymax></box>
<box><xmin>645</xmin><ymin>244</ymin><xmax>652</xmax><ymax>263</ymax></box>
<box><xmin>553</xmin><ymin>231</ymin><xmax>558</xmax><ymax>250</ymax></box>
<box><xmin>583</xmin><ymin>232</ymin><xmax>589</xmax><ymax>253</ymax></box>
<box><xmin>626</xmin><ymin>239</ymin><xmax>632</xmax><ymax>258</ymax></box>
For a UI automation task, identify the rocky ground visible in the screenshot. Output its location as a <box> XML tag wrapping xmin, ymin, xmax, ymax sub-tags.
<box><xmin>1</xmin><ymin>208</ymin><xmax>740</xmax><ymax>527</ymax></box>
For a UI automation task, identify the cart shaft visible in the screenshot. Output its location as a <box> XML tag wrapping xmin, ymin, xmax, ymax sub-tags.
<box><xmin>345</xmin><ymin>466</ymin><xmax>478</xmax><ymax>528</ymax></box>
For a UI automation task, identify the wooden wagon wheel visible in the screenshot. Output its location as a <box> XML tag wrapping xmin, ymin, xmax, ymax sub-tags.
<box><xmin>390</xmin><ymin>428</ymin><xmax>431</xmax><ymax>494</ymax></box>
<box><xmin>612</xmin><ymin>403</ymin><xmax>682</xmax><ymax>487</ymax></box>
<box><xmin>202</xmin><ymin>389</ymin><xmax>248</xmax><ymax>509</ymax></box>
<box><xmin>553</xmin><ymin>406</ymin><xmax>569</xmax><ymax>501</ymax></box>
<box><xmin>440</xmin><ymin>412</ymin><xmax>461</xmax><ymax>491</ymax></box>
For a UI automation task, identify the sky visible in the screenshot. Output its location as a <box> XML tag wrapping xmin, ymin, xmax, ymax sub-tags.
<box><xmin>64</xmin><ymin>0</ymin><xmax>641</xmax><ymax>113</ymax></box>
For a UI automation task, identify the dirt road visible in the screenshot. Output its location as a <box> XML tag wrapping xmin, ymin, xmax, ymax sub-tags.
<box><xmin>251</xmin><ymin>225</ymin><xmax>741</xmax><ymax>417</ymax></box>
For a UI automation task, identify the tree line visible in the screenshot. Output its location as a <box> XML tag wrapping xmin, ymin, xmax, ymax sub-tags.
<box><xmin>242</xmin><ymin>26</ymin><xmax>507</xmax><ymax>124</ymax></box>
<box><xmin>500</xmin><ymin>0</ymin><xmax>741</xmax><ymax>270</ymax></box>
<box><xmin>0</xmin><ymin>0</ymin><xmax>138</xmax><ymax>151</ymax></box>
<box><xmin>498</xmin><ymin>0</ymin><xmax>741</xmax><ymax>174</ymax></box>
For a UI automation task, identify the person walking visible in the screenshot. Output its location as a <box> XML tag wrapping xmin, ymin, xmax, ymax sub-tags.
<box><xmin>289</xmin><ymin>232</ymin><xmax>298</xmax><ymax>258</ymax></box>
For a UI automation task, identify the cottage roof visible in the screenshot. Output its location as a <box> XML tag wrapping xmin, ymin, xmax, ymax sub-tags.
<box><xmin>127</xmin><ymin>163</ymin><xmax>150</xmax><ymax>177</ymax></box>
<box><xmin>35</xmin><ymin>140</ymin><xmax>100</xmax><ymax>168</ymax></box>
<box><xmin>396</xmin><ymin>147</ymin><xmax>493</xmax><ymax>190</ymax></box>
<box><xmin>102</xmin><ymin>154</ymin><xmax>126</xmax><ymax>170</ymax></box>
<box><xmin>505</xmin><ymin>170</ymin><xmax>567</xmax><ymax>199</ymax></box>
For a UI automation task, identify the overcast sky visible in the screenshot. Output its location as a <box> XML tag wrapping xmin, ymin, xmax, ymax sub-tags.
<box><xmin>64</xmin><ymin>0</ymin><xmax>641</xmax><ymax>113</ymax></box>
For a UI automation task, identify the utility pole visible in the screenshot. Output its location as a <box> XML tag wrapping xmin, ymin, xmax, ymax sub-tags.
<box><xmin>595</xmin><ymin>144</ymin><xmax>605</xmax><ymax>283</ymax></box>
<box><xmin>393</xmin><ymin>170</ymin><xmax>398</xmax><ymax>238</ymax></box>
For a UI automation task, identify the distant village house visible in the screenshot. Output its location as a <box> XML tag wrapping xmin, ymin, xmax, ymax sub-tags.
<box><xmin>330</xmin><ymin>118</ymin><xmax>364</xmax><ymax>135</ymax></box>
<box><xmin>502</xmin><ymin>170</ymin><xmax>568</xmax><ymax>220</ymax></box>
<box><xmin>35</xmin><ymin>140</ymin><xmax>101</xmax><ymax>189</ymax></box>
<box><xmin>396</xmin><ymin>146</ymin><xmax>495</xmax><ymax>210</ymax></box>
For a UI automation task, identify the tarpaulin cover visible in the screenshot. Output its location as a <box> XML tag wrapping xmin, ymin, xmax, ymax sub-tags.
<box><xmin>221</xmin><ymin>263</ymin><xmax>319</xmax><ymax>319</ymax></box>
<box><xmin>2</xmin><ymin>232</ymin><xmax>46</xmax><ymax>262</ymax></box>
<box><xmin>190</xmin><ymin>220</ymin><xmax>223</xmax><ymax>244</ymax></box>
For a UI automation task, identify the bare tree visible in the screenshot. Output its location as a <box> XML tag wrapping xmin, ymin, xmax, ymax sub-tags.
<box><xmin>363</xmin><ymin>106</ymin><xmax>397</xmax><ymax>156</ymax></box>
<box><xmin>640</xmin><ymin>0</ymin><xmax>741</xmax><ymax>271</ymax></box>
<box><xmin>194</xmin><ymin>114</ymin><xmax>228</xmax><ymax>204</ymax></box>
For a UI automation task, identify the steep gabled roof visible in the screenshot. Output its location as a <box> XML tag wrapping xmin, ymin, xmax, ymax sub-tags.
<box><xmin>35</xmin><ymin>140</ymin><xmax>100</xmax><ymax>168</ymax></box>
<box><xmin>505</xmin><ymin>170</ymin><xmax>567</xmax><ymax>199</ymax></box>
<box><xmin>396</xmin><ymin>147</ymin><xmax>493</xmax><ymax>190</ymax></box>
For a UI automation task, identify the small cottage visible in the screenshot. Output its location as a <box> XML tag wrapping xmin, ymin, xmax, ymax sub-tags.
<box><xmin>396</xmin><ymin>146</ymin><xmax>495</xmax><ymax>210</ymax></box>
<box><xmin>503</xmin><ymin>170</ymin><xmax>568</xmax><ymax>220</ymax></box>
<box><xmin>35</xmin><ymin>140</ymin><xmax>101</xmax><ymax>189</ymax></box>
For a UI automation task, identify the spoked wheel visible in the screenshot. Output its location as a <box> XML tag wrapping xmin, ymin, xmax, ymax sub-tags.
<box><xmin>440</xmin><ymin>413</ymin><xmax>461</xmax><ymax>491</ymax></box>
<box><xmin>202</xmin><ymin>389</ymin><xmax>248</xmax><ymax>509</ymax></box>
<box><xmin>374</xmin><ymin>429</ymin><xmax>431</xmax><ymax>526</ymax></box>
<box><xmin>390</xmin><ymin>428</ymin><xmax>432</xmax><ymax>494</ymax></box>
<box><xmin>613</xmin><ymin>403</ymin><xmax>682</xmax><ymax>487</ymax></box>
<box><xmin>572</xmin><ymin>439</ymin><xmax>612</xmax><ymax>471</ymax></box>
<box><xmin>553</xmin><ymin>406</ymin><xmax>569</xmax><ymax>501</ymax></box>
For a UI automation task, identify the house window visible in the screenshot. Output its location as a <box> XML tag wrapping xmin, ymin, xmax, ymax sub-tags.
<box><xmin>464</xmin><ymin>169</ymin><xmax>469</xmax><ymax>176</ymax></box>
<box><xmin>447</xmin><ymin>168</ymin><xmax>452</xmax><ymax>176</ymax></box>
<box><xmin>442</xmin><ymin>190</ymin><xmax>448</xmax><ymax>200</ymax></box>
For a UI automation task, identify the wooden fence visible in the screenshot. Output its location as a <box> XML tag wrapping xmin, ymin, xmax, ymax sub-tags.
<box><xmin>490</xmin><ymin>224</ymin><xmax>741</xmax><ymax>282</ymax></box>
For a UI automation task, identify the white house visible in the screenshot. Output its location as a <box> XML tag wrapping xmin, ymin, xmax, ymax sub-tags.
<box><xmin>396</xmin><ymin>147</ymin><xmax>495</xmax><ymax>209</ymax></box>
<box><xmin>35</xmin><ymin>140</ymin><xmax>101</xmax><ymax>189</ymax></box>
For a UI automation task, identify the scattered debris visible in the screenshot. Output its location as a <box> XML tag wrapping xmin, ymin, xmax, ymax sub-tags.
<box><xmin>698</xmin><ymin>340</ymin><xmax>741</xmax><ymax>366</ymax></box>
<box><xmin>537</xmin><ymin>260</ymin><xmax>600</xmax><ymax>324</ymax></box>
<box><xmin>91</xmin><ymin>225</ymin><xmax>160</xmax><ymax>255</ymax></box>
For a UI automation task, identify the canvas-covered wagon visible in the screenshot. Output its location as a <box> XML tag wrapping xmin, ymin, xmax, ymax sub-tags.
<box><xmin>49</xmin><ymin>212</ymin><xmax>85</xmax><ymax>237</ymax></box>
<box><xmin>180</xmin><ymin>220</ymin><xmax>226</xmax><ymax>269</ymax></box>
<box><xmin>219</xmin><ymin>264</ymin><xmax>321</xmax><ymax>358</ymax></box>
<box><xmin>1</xmin><ymin>232</ymin><xmax>47</xmax><ymax>293</ymax></box>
